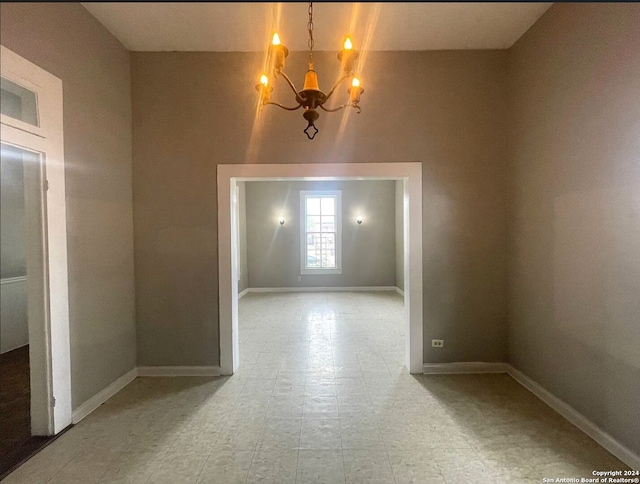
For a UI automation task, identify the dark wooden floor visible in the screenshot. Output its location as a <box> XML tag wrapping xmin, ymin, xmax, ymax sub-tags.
<box><xmin>0</xmin><ymin>345</ymin><xmax>54</xmax><ymax>478</ymax></box>
<box><xmin>1</xmin><ymin>345</ymin><xmax>31</xmax><ymax>456</ymax></box>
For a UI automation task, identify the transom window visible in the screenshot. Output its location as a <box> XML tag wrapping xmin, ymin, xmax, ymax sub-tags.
<box><xmin>300</xmin><ymin>190</ymin><xmax>342</xmax><ymax>274</ymax></box>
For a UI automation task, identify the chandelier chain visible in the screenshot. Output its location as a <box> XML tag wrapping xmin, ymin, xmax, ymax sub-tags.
<box><xmin>307</xmin><ymin>2</ymin><xmax>314</xmax><ymax>63</ymax></box>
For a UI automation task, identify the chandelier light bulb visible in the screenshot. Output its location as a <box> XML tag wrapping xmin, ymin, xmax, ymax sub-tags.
<box><xmin>269</xmin><ymin>32</ymin><xmax>288</xmax><ymax>73</ymax></box>
<box><xmin>349</xmin><ymin>76</ymin><xmax>364</xmax><ymax>104</ymax></box>
<box><xmin>343</xmin><ymin>37</ymin><xmax>353</xmax><ymax>50</ymax></box>
<box><xmin>256</xmin><ymin>73</ymin><xmax>272</xmax><ymax>103</ymax></box>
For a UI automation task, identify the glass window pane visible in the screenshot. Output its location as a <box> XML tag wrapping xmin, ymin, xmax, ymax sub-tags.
<box><xmin>321</xmin><ymin>233</ymin><xmax>335</xmax><ymax>249</ymax></box>
<box><xmin>1</xmin><ymin>143</ymin><xmax>43</xmax><ymax>281</ymax></box>
<box><xmin>307</xmin><ymin>234</ymin><xmax>320</xmax><ymax>252</ymax></box>
<box><xmin>306</xmin><ymin>197</ymin><xmax>320</xmax><ymax>215</ymax></box>
<box><xmin>323</xmin><ymin>250</ymin><xmax>336</xmax><ymax>268</ymax></box>
<box><xmin>320</xmin><ymin>197</ymin><xmax>334</xmax><ymax>216</ymax></box>
<box><xmin>320</xmin><ymin>216</ymin><xmax>334</xmax><ymax>232</ymax></box>
<box><xmin>306</xmin><ymin>233</ymin><xmax>316</xmax><ymax>246</ymax></box>
<box><xmin>307</xmin><ymin>215</ymin><xmax>320</xmax><ymax>232</ymax></box>
<box><xmin>307</xmin><ymin>251</ymin><xmax>321</xmax><ymax>267</ymax></box>
<box><xmin>1</xmin><ymin>77</ymin><xmax>39</xmax><ymax>126</ymax></box>
<box><xmin>320</xmin><ymin>233</ymin><xmax>336</xmax><ymax>268</ymax></box>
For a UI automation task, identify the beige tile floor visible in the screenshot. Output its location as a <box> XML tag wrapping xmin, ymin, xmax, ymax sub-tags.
<box><xmin>3</xmin><ymin>291</ymin><xmax>629</xmax><ymax>483</ymax></box>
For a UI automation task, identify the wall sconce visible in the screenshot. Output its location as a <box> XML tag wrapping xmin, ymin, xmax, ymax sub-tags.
<box><xmin>278</xmin><ymin>216</ymin><xmax>285</xmax><ymax>225</ymax></box>
<box><xmin>356</xmin><ymin>215</ymin><xmax>363</xmax><ymax>225</ymax></box>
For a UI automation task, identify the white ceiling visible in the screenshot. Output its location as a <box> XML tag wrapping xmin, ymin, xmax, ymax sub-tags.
<box><xmin>82</xmin><ymin>2</ymin><xmax>552</xmax><ymax>52</ymax></box>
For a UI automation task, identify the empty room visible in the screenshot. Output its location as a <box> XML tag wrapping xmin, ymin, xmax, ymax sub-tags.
<box><xmin>0</xmin><ymin>2</ymin><xmax>638</xmax><ymax>483</ymax></box>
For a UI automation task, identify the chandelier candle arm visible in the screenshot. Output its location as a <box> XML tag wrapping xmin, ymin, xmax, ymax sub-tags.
<box><xmin>264</xmin><ymin>101</ymin><xmax>303</xmax><ymax>111</ymax></box>
<box><xmin>319</xmin><ymin>103</ymin><xmax>349</xmax><ymax>113</ymax></box>
<box><xmin>278</xmin><ymin>70</ymin><xmax>303</xmax><ymax>98</ymax></box>
<box><xmin>322</xmin><ymin>73</ymin><xmax>352</xmax><ymax>103</ymax></box>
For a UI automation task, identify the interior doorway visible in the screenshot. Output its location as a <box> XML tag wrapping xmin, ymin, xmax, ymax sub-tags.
<box><xmin>217</xmin><ymin>162</ymin><xmax>423</xmax><ymax>376</ymax></box>
<box><xmin>0</xmin><ymin>45</ymin><xmax>72</xmax><ymax>477</ymax></box>
<box><xmin>0</xmin><ymin>144</ymin><xmax>49</xmax><ymax>473</ymax></box>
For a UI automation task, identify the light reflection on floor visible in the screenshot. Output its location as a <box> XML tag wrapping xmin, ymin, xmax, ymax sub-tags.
<box><xmin>3</xmin><ymin>291</ymin><xmax>629</xmax><ymax>484</ymax></box>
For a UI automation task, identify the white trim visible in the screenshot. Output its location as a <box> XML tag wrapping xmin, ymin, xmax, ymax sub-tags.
<box><xmin>395</xmin><ymin>287</ymin><xmax>404</xmax><ymax>296</ymax></box>
<box><xmin>507</xmin><ymin>366</ymin><xmax>640</xmax><ymax>470</ymax></box>
<box><xmin>218</xmin><ymin>162</ymin><xmax>423</xmax><ymax>375</ymax></box>
<box><xmin>423</xmin><ymin>362</ymin><xmax>510</xmax><ymax>374</ymax></box>
<box><xmin>246</xmin><ymin>286</ymin><xmax>398</xmax><ymax>293</ymax></box>
<box><xmin>420</xmin><ymin>362</ymin><xmax>639</xmax><ymax>469</ymax></box>
<box><xmin>300</xmin><ymin>268</ymin><xmax>343</xmax><ymax>275</ymax></box>
<box><xmin>1</xmin><ymin>45</ymin><xmax>71</xmax><ymax>436</ymax></box>
<box><xmin>137</xmin><ymin>366</ymin><xmax>221</xmax><ymax>377</ymax></box>
<box><xmin>71</xmin><ymin>368</ymin><xmax>137</xmax><ymax>424</ymax></box>
<box><xmin>233</xmin><ymin>185</ymin><xmax>241</xmax><ymax>283</ymax></box>
<box><xmin>238</xmin><ymin>288</ymin><xmax>250</xmax><ymax>299</ymax></box>
<box><xmin>0</xmin><ymin>276</ymin><xmax>28</xmax><ymax>285</ymax></box>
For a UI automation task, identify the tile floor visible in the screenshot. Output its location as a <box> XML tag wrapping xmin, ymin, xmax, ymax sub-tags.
<box><xmin>3</xmin><ymin>291</ymin><xmax>630</xmax><ymax>483</ymax></box>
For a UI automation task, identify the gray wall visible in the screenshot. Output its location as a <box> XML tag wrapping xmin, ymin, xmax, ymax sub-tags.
<box><xmin>395</xmin><ymin>180</ymin><xmax>404</xmax><ymax>291</ymax></box>
<box><xmin>237</xmin><ymin>181</ymin><xmax>248</xmax><ymax>294</ymax></box>
<box><xmin>131</xmin><ymin>50</ymin><xmax>509</xmax><ymax>366</ymax></box>
<box><xmin>1</xmin><ymin>145</ymin><xmax>27</xmax><ymax>280</ymax></box>
<box><xmin>507</xmin><ymin>3</ymin><xmax>640</xmax><ymax>455</ymax></box>
<box><xmin>245</xmin><ymin>180</ymin><xmax>396</xmax><ymax>288</ymax></box>
<box><xmin>1</xmin><ymin>3</ymin><xmax>136</xmax><ymax>408</ymax></box>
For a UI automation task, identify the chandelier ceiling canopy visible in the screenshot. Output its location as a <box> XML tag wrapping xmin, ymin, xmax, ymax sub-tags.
<box><xmin>256</xmin><ymin>2</ymin><xmax>364</xmax><ymax>140</ymax></box>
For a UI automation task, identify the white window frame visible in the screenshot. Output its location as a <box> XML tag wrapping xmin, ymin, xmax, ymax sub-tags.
<box><xmin>300</xmin><ymin>190</ymin><xmax>342</xmax><ymax>275</ymax></box>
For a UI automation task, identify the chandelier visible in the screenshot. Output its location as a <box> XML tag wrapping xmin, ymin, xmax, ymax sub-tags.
<box><xmin>256</xmin><ymin>2</ymin><xmax>364</xmax><ymax>139</ymax></box>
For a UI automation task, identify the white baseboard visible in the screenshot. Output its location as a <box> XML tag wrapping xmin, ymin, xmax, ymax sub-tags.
<box><xmin>423</xmin><ymin>362</ymin><xmax>510</xmax><ymax>374</ymax></box>
<box><xmin>395</xmin><ymin>287</ymin><xmax>404</xmax><ymax>296</ymax></box>
<box><xmin>247</xmin><ymin>286</ymin><xmax>398</xmax><ymax>293</ymax></box>
<box><xmin>238</xmin><ymin>288</ymin><xmax>250</xmax><ymax>299</ymax></box>
<box><xmin>507</xmin><ymin>366</ymin><xmax>640</xmax><ymax>470</ymax></box>
<box><xmin>421</xmin><ymin>361</ymin><xmax>639</xmax><ymax>469</ymax></box>
<box><xmin>70</xmin><ymin>365</ymin><xmax>222</xmax><ymax>424</ymax></box>
<box><xmin>66</xmin><ymin>359</ymin><xmax>640</xmax><ymax>470</ymax></box>
<box><xmin>71</xmin><ymin>368</ymin><xmax>137</xmax><ymax>424</ymax></box>
<box><xmin>137</xmin><ymin>366</ymin><xmax>221</xmax><ymax>377</ymax></box>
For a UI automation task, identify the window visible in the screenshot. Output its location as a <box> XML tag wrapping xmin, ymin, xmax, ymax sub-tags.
<box><xmin>1</xmin><ymin>77</ymin><xmax>39</xmax><ymax>127</ymax></box>
<box><xmin>300</xmin><ymin>190</ymin><xmax>342</xmax><ymax>274</ymax></box>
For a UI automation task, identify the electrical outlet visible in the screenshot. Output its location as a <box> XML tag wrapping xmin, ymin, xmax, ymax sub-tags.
<box><xmin>432</xmin><ymin>339</ymin><xmax>444</xmax><ymax>348</ymax></box>
<box><xmin>298</xmin><ymin>276</ymin><xmax>302</xmax><ymax>282</ymax></box>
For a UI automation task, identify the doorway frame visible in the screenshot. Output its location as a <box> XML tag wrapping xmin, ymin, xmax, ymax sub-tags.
<box><xmin>1</xmin><ymin>45</ymin><xmax>72</xmax><ymax>434</ymax></box>
<box><xmin>217</xmin><ymin>162</ymin><xmax>423</xmax><ymax>374</ymax></box>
